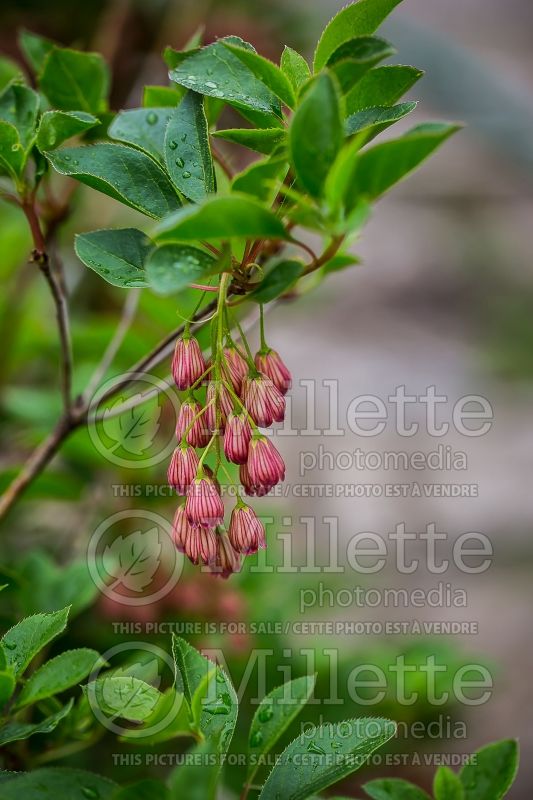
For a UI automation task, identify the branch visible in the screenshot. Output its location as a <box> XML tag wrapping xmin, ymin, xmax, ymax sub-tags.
<box><xmin>22</xmin><ymin>198</ymin><xmax>73</xmax><ymax>413</ymax></box>
<box><xmin>84</xmin><ymin>289</ymin><xmax>141</xmax><ymax>400</ymax></box>
<box><xmin>302</xmin><ymin>235</ymin><xmax>344</xmax><ymax>275</ymax></box>
<box><xmin>0</xmin><ymin>415</ymin><xmax>78</xmax><ymax>520</ymax></box>
<box><xmin>0</xmin><ymin>297</ymin><xmax>218</xmax><ymax>521</ymax></box>
<box><xmin>95</xmin><ymin>296</ymin><xmax>219</xmax><ymax>405</ymax></box>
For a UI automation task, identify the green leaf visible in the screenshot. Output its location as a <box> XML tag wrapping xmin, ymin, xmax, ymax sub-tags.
<box><xmin>434</xmin><ymin>767</ymin><xmax>465</xmax><ymax>800</ymax></box>
<box><xmin>111</xmin><ymin>780</ymin><xmax>170</xmax><ymax>800</ymax></box>
<box><xmin>280</xmin><ymin>46</ymin><xmax>311</xmax><ymax>94</ymax></box>
<box><xmin>36</xmin><ymin>110</ymin><xmax>99</xmax><ymax>152</ymax></box>
<box><xmin>146</xmin><ymin>244</ymin><xmax>218</xmax><ymax>295</ymax></box>
<box><xmin>85</xmin><ymin>675</ymin><xmax>162</xmax><ymax>722</ymax></box>
<box><xmin>164</xmin><ymin>91</ymin><xmax>215</xmax><ymax>203</ymax></box>
<box><xmin>0</xmin><ymin>121</ymin><xmax>24</xmax><ymax>179</ymax></box>
<box><xmin>172</xmin><ymin>635</ymin><xmax>237</xmax><ymax>751</ymax></box>
<box><xmin>345</xmin><ymin>102</ymin><xmax>417</xmax><ymax>137</ymax></box>
<box><xmin>75</xmin><ymin>228</ymin><xmax>152</xmax><ymax>288</ymax></box>
<box><xmin>232</xmin><ymin>156</ymin><xmax>288</xmax><ymax>203</ymax></box>
<box><xmin>168</xmin><ymin>37</ymin><xmax>280</xmax><ymax>117</ymax></box>
<box><xmin>326</xmin><ymin>36</ymin><xmax>395</xmax><ymax>94</ymax></box>
<box><xmin>46</xmin><ymin>144</ymin><xmax>181</xmax><ymax>219</ymax></box>
<box><xmin>345</xmin><ymin>64</ymin><xmax>423</xmax><ymax>115</ymax></box>
<box><xmin>0</xmin><ymin>83</ymin><xmax>40</xmax><ymax>150</ymax></box>
<box><xmin>39</xmin><ymin>47</ymin><xmax>109</xmax><ymax>113</ymax></box>
<box><xmin>222</xmin><ymin>42</ymin><xmax>296</xmax><ymax>108</ymax></box>
<box><xmin>0</xmin><ymin>58</ymin><xmax>23</xmax><ymax>92</ymax></box>
<box><xmin>172</xmin><ymin>635</ymin><xmax>210</xmax><ymax>707</ymax></box>
<box><xmin>342</xmin><ymin>122</ymin><xmax>460</xmax><ymax>202</ymax></box>
<box><xmin>119</xmin><ymin>688</ymin><xmax>192</xmax><ymax>745</ymax></box>
<box><xmin>0</xmin><ymin>699</ymin><xmax>73</xmax><ymax>746</ymax></box>
<box><xmin>459</xmin><ymin>740</ymin><xmax>518</xmax><ymax>800</ymax></box>
<box><xmin>143</xmin><ymin>85</ymin><xmax>184</xmax><ymax>107</ymax></box>
<box><xmin>250</xmin><ymin>259</ymin><xmax>304</xmax><ymax>303</ymax></box>
<box><xmin>0</xmin><ymin>669</ymin><xmax>16</xmax><ymax>708</ymax></box>
<box><xmin>156</xmin><ymin>195</ymin><xmax>289</xmax><ymax>242</ymax></box>
<box><xmin>212</xmin><ymin>127</ymin><xmax>286</xmax><ymax>156</ymax></box>
<box><xmin>19</xmin><ymin>30</ymin><xmax>54</xmax><ymax>74</ymax></box>
<box><xmin>0</xmin><ymin>767</ymin><xmax>117</xmax><ymax>799</ymax></box>
<box><xmin>248</xmin><ymin>675</ymin><xmax>316</xmax><ymax>778</ymax></box>
<box><xmin>259</xmin><ymin>717</ymin><xmax>397</xmax><ymax>800</ymax></box>
<box><xmin>237</xmin><ymin>105</ymin><xmax>284</xmax><ymax>130</ymax></box>
<box><xmin>313</xmin><ymin>0</ymin><xmax>403</xmax><ymax>72</ymax></box>
<box><xmin>167</xmin><ymin>739</ymin><xmax>220</xmax><ymax>800</ymax></box>
<box><xmin>15</xmin><ymin>648</ymin><xmax>101</xmax><ymax>709</ymax></box>
<box><xmin>1</xmin><ymin>607</ymin><xmax>70</xmax><ymax>677</ymax></box>
<box><xmin>364</xmin><ymin>779</ymin><xmax>431</xmax><ymax>799</ymax></box>
<box><xmin>289</xmin><ymin>73</ymin><xmax>343</xmax><ymax>198</ymax></box>
<box><xmin>109</xmin><ymin>107</ymin><xmax>174</xmax><ymax>166</ymax></box>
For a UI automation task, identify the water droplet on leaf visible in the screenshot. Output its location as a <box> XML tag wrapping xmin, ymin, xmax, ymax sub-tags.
<box><xmin>250</xmin><ymin>730</ymin><xmax>263</xmax><ymax>747</ymax></box>
<box><xmin>258</xmin><ymin>703</ymin><xmax>274</xmax><ymax>723</ymax></box>
<box><xmin>146</xmin><ymin>111</ymin><xmax>158</xmax><ymax>125</ymax></box>
<box><xmin>307</xmin><ymin>740</ymin><xmax>326</xmax><ymax>755</ymax></box>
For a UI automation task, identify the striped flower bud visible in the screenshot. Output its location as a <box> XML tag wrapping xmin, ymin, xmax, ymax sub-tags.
<box><xmin>254</xmin><ymin>349</ymin><xmax>291</xmax><ymax>395</ymax></box>
<box><xmin>239</xmin><ymin>463</ymin><xmax>267</xmax><ymax>497</ymax></box>
<box><xmin>185</xmin><ymin>525</ymin><xmax>218</xmax><ymax>566</ymax></box>
<box><xmin>223</xmin><ymin>412</ymin><xmax>252</xmax><ymax>464</ymax></box>
<box><xmin>223</xmin><ymin>345</ymin><xmax>248</xmax><ymax>394</ymax></box>
<box><xmin>239</xmin><ymin>463</ymin><xmax>274</xmax><ymax>497</ymax></box>
<box><xmin>241</xmin><ymin>374</ymin><xmax>285</xmax><ymax>427</ymax></box>
<box><xmin>247</xmin><ymin>435</ymin><xmax>285</xmax><ymax>491</ymax></box>
<box><xmin>172</xmin><ymin>335</ymin><xmax>206</xmax><ymax>391</ymax></box>
<box><xmin>207</xmin><ymin>531</ymin><xmax>241</xmax><ymax>579</ymax></box>
<box><xmin>172</xmin><ymin>505</ymin><xmax>191</xmax><ymax>553</ymax></box>
<box><xmin>173</xmin><ymin>506</ymin><xmax>217</xmax><ymax>565</ymax></box>
<box><xmin>185</xmin><ymin>476</ymin><xmax>224</xmax><ymax>529</ymax></box>
<box><xmin>176</xmin><ymin>399</ymin><xmax>210</xmax><ymax>448</ymax></box>
<box><xmin>228</xmin><ymin>502</ymin><xmax>265</xmax><ymax>554</ymax></box>
<box><xmin>205</xmin><ymin>380</ymin><xmax>234</xmax><ymax>434</ymax></box>
<box><xmin>168</xmin><ymin>445</ymin><xmax>199</xmax><ymax>495</ymax></box>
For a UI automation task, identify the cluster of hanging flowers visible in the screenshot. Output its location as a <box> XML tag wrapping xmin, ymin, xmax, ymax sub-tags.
<box><xmin>167</xmin><ymin>277</ymin><xmax>290</xmax><ymax>579</ymax></box>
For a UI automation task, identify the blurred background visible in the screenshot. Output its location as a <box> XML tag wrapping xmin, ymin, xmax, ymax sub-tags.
<box><xmin>0</xmin><ymin>0</ymin><xmax>532</xmax><ymax>796</ymax></box>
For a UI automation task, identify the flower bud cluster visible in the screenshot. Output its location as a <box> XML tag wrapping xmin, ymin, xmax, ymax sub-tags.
<box><xmin>168</xmin><ymin>330</ymin><xmax>291</xmax><ymax>578</ymax></box>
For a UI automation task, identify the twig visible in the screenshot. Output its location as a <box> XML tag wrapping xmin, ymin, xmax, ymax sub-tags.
<box><xmin>0</xmin><ymin>222</ymin><xmax>334</xmax><ymax>520</ymax></box>
<box><xmin>0</xmin><ymin>415</ymin><xmax>78</xmax><ymax>520</ymax></box>
<box><xmin>21</xmin><ymin>198</ymin><xmax>73</xmax><ymax>413</ymax></box>
<box><xmin>83</xmin><ymin>289</ymin><xmax>141</xmax><ymax>401</ymax></box>
<box><xmin>302</xmin><ymin>234</ymin><xmax>344</xmax><ymax>275</ymax></box>
<box><xmin>96</xmin><ymin>297</ymin><xmax>219</xmax><ymax>404</ymax></box>
<box><xmin>0</xmin><ymin>298</ymin><xmax>218</xmax><ymax>520</ymax></box>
